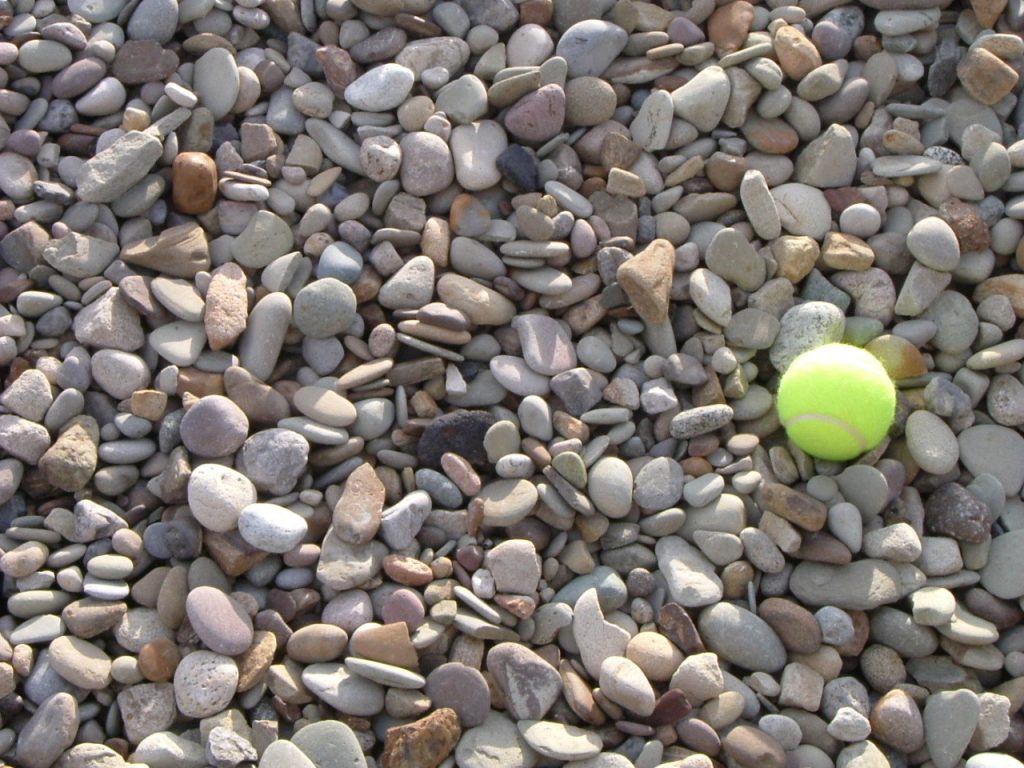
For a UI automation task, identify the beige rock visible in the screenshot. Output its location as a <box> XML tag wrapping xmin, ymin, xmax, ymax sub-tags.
<box><xmin>617</xmin><ymin>238</ymin><xmax>674</xmax><ymax>324</ymax></box>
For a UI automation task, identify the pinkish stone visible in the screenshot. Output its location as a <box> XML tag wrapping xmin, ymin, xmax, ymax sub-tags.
<box><xmin>504</xmin><ymin>84</ymin><xmax>566</xmax><ymax>144</ymax></box>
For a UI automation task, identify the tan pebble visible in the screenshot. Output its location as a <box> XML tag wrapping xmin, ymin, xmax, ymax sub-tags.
<box><xmin>349</xmin><ymin>622</ymin><xmax>419</xmax><ymax>669</ymax></box>
<box><xmin>625</xmin><ymin>631</ymin><xmax>684</xmax><ymax>682</ymax></box>
<box><xmin>616</xmin><ymin>238</ymin><xmax>674</xmax><ymax>324</ymax></box>
<box><xmin>0</xmin><ymin>540</ymin><xmax>48</xmax><ymax>578</ymax></box>
<box><xmin>0</xmin><ymin>662</ymin><xmax>14</xmax><ymax>697</ymax></box>
<box><xmin>722</xmin><ymin>723</ymin><xmax>786</xmax><ymax>768</ymax></box>
<box><xmin>156</xmin><ymin>565</ymin><xmax>188</xmax><ymax>628</ymax></box>
<box><xmin>49</xmin><ymin>635</ymin><xmax>112</xmax><ymax>690</ymax></box>
<box><xmin>771</xmin><ymin>235</ymin><xmax>820</xmax><ymax>283</ymax></box>
<box><xmin>286</xmin><ymin>624</ymin><xmax>348</xmax><ymax>664</ymax></box>
<box><xmin>61</xmin><ymin>598</ymin><xmax>128</xmax><ymax>639</ymax></box>
<box><xmin>702</xmin><ymin>690</ymin><xmax>747</xmax><ymax>730</ymax></box>
<box><xmin>870</xmin><ymin>688</ymin><xmax>925</xmax><ymax>753</ymax></box>
<box><xmin>11</xmin><ymin>644</ymin><xmax>32</xmax><ymax>677</ymax></box>
<box><xmin>958</xmin><ymin>47</ymin><xmax>1019</xmax><ymax>106</ymax></box>
<box><xmin>821</xmin><ymin>231</ymin><xmax>874</xmax><ymax>271</ymax></box>
<box><xmin>237</xmin><ymin>630</ymin><xmax>278</xmax><ymax>692</ymax></box>
<box><xmin>565</xmin><ymin>76</ymin><xmax>617</xmax><ymax>127</ymax></box>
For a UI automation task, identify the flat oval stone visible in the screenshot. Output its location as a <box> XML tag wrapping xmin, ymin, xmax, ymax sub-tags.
<box><xmin>425</xmin><ymin>662</ymin><xmax>491</xmax><ymax>728</ymax></box>
<box><xmin>512</xmin><ymin>314</ymin><xmax>576</xmax><ymax>375</ymax></box>
<box><xmin>185</xmin><ymin>586</ymin><xmax>254</xmax><ymax>657</ymax></box>
<box><xmin>179</xmin><ymin>395</ymin><xmax>249</xmax><ymax>458</ymax></box>
<box><xmin>697</xmin><ymin>602</ymin><xmax>787</xmax><ymax>673</ymax></box>
<box><xmin>293</xmin><ymin>387</ymin><xmax>357</xmax><ymax>428</ymax></box>
<box><xmin>48</xmin><ymin>635</ymin><xmax>112</xmax><ymax>690</ymax></box>
<box><xmin>302</xmin><ymin>662</ymin><xmax>385</xmax><ymax>716</ymax></box>
<box><xmin>518</xmin><ymin>720</ymin><xmax>603</xmax><ymax>760</ymax></box>
<box><xmin>587</xmin><ymin>457</ymin><xmax>633</xmax><ymax>518</ymax></box>
<box><xmin>344</xmin><ymin>63</ymin><xmax>414</xmax><ymax>111</ymax></box>
<box><xmin>237</xmin><ymin>503</ymin><xmax>308</xmax><ymax>554</ymax></box>
<box><xmin>478</xmin><ymin>478</ymin><xmax>539</xmax><ymax>527</ymax></box>
<box><xmin>193</xmin><ymin>47</ymin><xmax>239</xmax><ymax>120</ymax></box>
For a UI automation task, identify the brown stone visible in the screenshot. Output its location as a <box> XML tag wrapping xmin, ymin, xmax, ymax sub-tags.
<box><xmin>559</xmin><ymin>659</ymin><xmax>606</xmax><ymax>725</ymax></box>
<box><xmin>705</xmin><ymin>152</ymin><xmax>749</xmax><ymax>192</ymax></box>
<box><xmin>380</xmin><ymin>708</ymin><xmax>461</xmax><ymax>768</ymax></box>
<box><xmin>657</xmin><ymin>603</ymin><xmax>705</xmax><ymax>653</ymax></box>
<box><xmin>870</xmin><ymin>689</ymin><xmax>925</xmax><ymax>753</ymax></box>
<box><xmin>237</xmin><ymin>630</ymin><xmax>278</xmax><ymax>691</ymax></box>
<box><xmin>204</xmin><ymin>529</ymin><xmax>269</xmax><ymax>577</ymax></box>
<box><xmin>793</xmin><ymin>532</ymin><xmax>853</xmax><ymax>564</ymax></box>
<box><xmin>756</xmin><ymin>483</ymin><xmax>827</xmax><ymax>531</ymax></box>
<box><xmin>774</xmin><ymin>25</ymin><xmax>821</xmax><ymax>81</ymax></box>
<box><xmin>958</xmin><ymin>47</ymin><xmax>1019</xmax><ymax>106</ymax></box>
<box><xmin>941</xmin><ymin>198</ymin><xmax>991</xmax><ymax>252</ymax></box>
<box><xmin>131</xmin><ymin>390</ymin><xmax>169</xmax><ymax>421</ymax></box>
<box><xmin>318</xmin><ymin>46</ymin><xmax>361</xmax><ymax>95</ymax></box>
<box><xmin>644</xmin><ymin>688</ymin><xmax>693</xmax><ymax>726</ymax></box>
<box><xmin>111</xmin><ymin>40</ymin><xmax>179</xmax><ymax>85</ymax></box>
<box><xmin>708</xmin><ymin>1</ymin><xmax>754</xmax><ymax>54</ymax></box>
<box><xmin>138</xmin><ymin>638</ymin><xmax>181</xmax><ymax>682</ymax></box>
<box><xmin>758</xmin><ymin>597</ymin><xmax>823</xmax><ymax>654</ymax></box>
<box><xmin>223</xmin><ymin>366</ymin><xmax>290</xmax><ymax>424</ymax></box>
<box><xmin>722</xmin><ymin>724</ymin><xmax>786</xmax><ymax>768</ymax></box>
<box><xmin>617</xmin><ymin>238</ymin><xmax>674</xmax><ymax>324</ymax></box>
<box><xmin>172</xmin><ymin>152</ymin><xmax>218</xmax><ymax>215</ymax></box>
<box><xmin>742</xmin><ymin>116</ymin><xmax>800</xmax><ymax>154</ymax></box>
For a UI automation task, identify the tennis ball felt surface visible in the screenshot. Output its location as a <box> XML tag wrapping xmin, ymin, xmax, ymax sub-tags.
<box><xmin>777</xmin><ymin>343</ymin><xmax>896</xmax><ymax>462</ymax></box>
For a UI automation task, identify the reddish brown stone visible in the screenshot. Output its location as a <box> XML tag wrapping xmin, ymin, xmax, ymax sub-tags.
<box><xmin>172</xmin><ymin>152</ymin><xmax>218</xmax><ymax>215</ymax></box>
<box><xmin>138</xmin><ymin>638</ymin><xmax>180</xmax><ymax>682</ymax></box>
<box><xmin>708</xmin><ymin>0</ymin><xmax>754</xmax><ymax>54</ymax></box>
<box><xmin>644</xmin><ymin>689</ymin><xmax>693</xmax><ymax>726</ymax></box>
<box><xmin>380</xmin><ymin>708</ymin><xmax>461</xmax><ymax>768</ymax></box>
<box><xmin>657</xmin><ymin>603</ymin><xmax>704</xmax><ymax>653</ymax></box>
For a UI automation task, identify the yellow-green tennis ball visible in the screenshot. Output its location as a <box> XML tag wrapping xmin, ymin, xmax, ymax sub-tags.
<box><xmin>777</xmin><ymin>343</ymin><xmax>896</xmax><ymax>462</ymax></box>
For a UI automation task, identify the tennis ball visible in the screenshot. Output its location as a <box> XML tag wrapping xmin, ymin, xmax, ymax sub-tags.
<box><xmin>776</xmin><ymin>343</ymin><xmax>896</xmax><ymax>462</ymax></box>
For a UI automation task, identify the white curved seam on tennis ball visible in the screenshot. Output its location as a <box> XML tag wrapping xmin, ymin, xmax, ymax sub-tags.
<box><xmin>781</xmin><ymin>413</ymin><xmax>869</xmax><ymax>452</ymax></box>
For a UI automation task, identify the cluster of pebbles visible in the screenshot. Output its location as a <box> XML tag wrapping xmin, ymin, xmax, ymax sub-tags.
<box><xmin>4</xmin><ymin>0</ymin><xmax>1024</xmax><ymax>766</ymax></box>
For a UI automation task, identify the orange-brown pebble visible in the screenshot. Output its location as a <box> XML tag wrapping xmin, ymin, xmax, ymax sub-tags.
<box><xmin>172</xmin><ymin>151</ymin><xmax>218</xmax><ymax>214</ymax></box>
<box><xmin>138</xmin><ymin>638</ymin><xmax>180</xmax><ymax>682</ymax></box>
<box><xmin>383</xmin><ymin>554</ymin><xmax>435</xmax><ymax>587</ymax></box>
